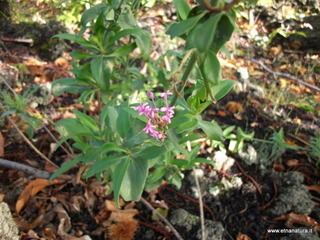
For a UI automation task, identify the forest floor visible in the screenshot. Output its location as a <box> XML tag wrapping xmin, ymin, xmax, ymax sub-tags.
<box><xmin>0</xmin><ymin>2</ymin><xmax>320</xmax><ymax>240</ymax></box>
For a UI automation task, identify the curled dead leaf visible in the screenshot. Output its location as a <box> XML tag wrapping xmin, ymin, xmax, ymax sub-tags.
<box><xmin>237</xmin><ymin>232</ymin><xmax>252</xmax><ymax>240</ymax></box>
<box><xmin>105</xmin><ymin>200</ymin><xmax>139</xmax><ymax>240</ymax></box>
<box><xmin>225</xmin><ymin>101</ymin><xmax>243</xmax><ymax>114</ymax></box>
<box><xmin>16</xmin><ymin>178</ymin><xmax>63</xmax><ymax>214</ymax></box>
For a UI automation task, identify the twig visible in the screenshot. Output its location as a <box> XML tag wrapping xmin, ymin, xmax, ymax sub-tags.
<box><xmin>187</xmin><ymin>139</ymin><xmax>206</xmax><ymax>240</ymax></box>
<box><xmin>140</xmin><ymin>197</ymin><xmax>184</xmax><ymax>240</ymax></box>
<box><xmin>192</xmin><ymin>167</ymin><xmax>207</xmax><ymax>240</ymax></box>
<box><xmin>0</xmin><ymin>37</ymin><xmax>34</xmax><ymax>45</ymax></box>
<box><xmin>6</xmin><ymin>116</ymin><xmax>59</xmax><ymax>168</ymax></box>
<box><xmin>0</xmin><ymin>158</ymin><xmax>71</xmax><ymax>180</ymax></box>
<box><xmin>41</xmin><ymin>121</ymin><xmax>74</xmax><ymax>158</ymax></box>
<box><xmin>246</xmin><ymin>57</ymin><xmax>320</xmax><ymax>92</ymax></box>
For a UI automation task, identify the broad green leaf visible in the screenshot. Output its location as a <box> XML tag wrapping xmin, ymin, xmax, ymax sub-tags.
<box><xmin>118</xmin><ymin>8</ymin><xmax>138</xmax><ymax>29</ymax></box>
<box><xmin>201</xmin><ymin>51</ymin><xmax>221</xmax><ymax>85</ymax></box>
<box><xmin>49</xmin><ymin>158</ymin><xmax>80</xmax><ymax>181</ymax></box>
<box><xmin>212</xmin><ymin>79</ymin><xmax>234</xmax><ymax>101</ymax></box>
<box><xmin>1</xmin><ymin>110</ymin><xmax>17</xmax><ymax>118</ymax></box>
<box><xmin>81</xmin><ymin>3</ymin><xmax>107</xmax><ymax>27</ymax></box>
<box><xmin>186</xmin><ymin>12</ymin><xmax>223</xmax><ymax>52</ymax></box>
<box><xmin>112</xmin><ymin>158</ymin><xmax>130</xmax><ymax>207</ymax></box>
<box><xmin>173</xmin><ymin>0</ymin><xmax>191</xmax><ymax>20</ymax></box>
<box><xmin>106</xmin><ymin>106</ymin><xmax>118</xmax><ymax>133</ymax></box>
<box><xmin>133</xmin><ymin>29</ymin><xmax>151</xmax><ymax>60</ymax></box>
<box><xmin>166</xmin><ymin>11</ymin><xmax>207</xmax><ymax>39</ymax></box>
<box><xmin>198</xmin><ymin>120</ymin><xmax>224</xmax><ymax>141</ymax></box>
<box><xmin>116</xmin><ymin>105</ymin><xmax>131</xmax><ymax>138</ymax></box>
<box><xmin>70</xmin><ymin>50</ymin><xmax>94</xmax><ymax>60</ymax></box>
<box><xmin>57</xmin><ymin>118</ymin><xmax>89</xmax><ymax>143</ymax></box>
<box><xmin>174</xmin><ymin>117</ymin><xmax>198</xmax><ymax>133</ymax></box>
<box><xmin>91</xmin><ymin>57</ymin><xmax>109</xmax><ymax>91</ymax></box>
<box><xmin>121</xmin><ymin>158</ymin><xmax>149</xmax><ymax>201</ymax></box>
<box><xmin>100</xmin><ymin>142</ymin><xmax>126</xmax><ymax>154</ymax></box>
<box><xmin>210</xmin><ymin>14</ymin><xmax>235</xmax><ymax>53</ymax></box>
<box><xmin>73</xmin><ymin>110</ymin><xmax>99</xmax><ymax>132</ymax></box>
<box><xmin>52</xmin><ymin>78</ymin><xmax>92</xmax><ymax>96</ymax></box>
<box><xmin>147</xmin><ymin>167</ymin><xmax>166</xmax><ymax>184</ymax></box>
<box><xmin>54</xmin><ymin>33</ymin><xmax>95</xmax><ymax>48</ymax></box>
<box><xmin>110</xmin><ymin>0</ymin><xmax>122</xmax><ymax>9</ymax></box>
<box><xmin>84</xmin><ymin>156</ymin><xmax>122</xmax><ymax>178</ymax></box>
<box><xmin>137</xmin><ymin>146</ymin><xmax>166</xmax><ymax>160</ymax></box>
<box><xmin>106</xmin><ymin>43</ymin><xmax>136</xmax><ymax>57</ymax></box>
<box><xmin>178</xmin><ymin>134</ymin><xmax>204</xmax><ymax>144</ymax></box>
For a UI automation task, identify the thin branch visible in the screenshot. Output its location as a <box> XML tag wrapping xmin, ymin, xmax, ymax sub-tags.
<box><xmin>192</xmin><ymin>167</ymin><xmax>206</xmax><ymax>240</ymax></box>
<box><xmin>6</xmin><ymin>116</ymin><xmax>59</xmax><ymax>168</ymax></box>
<box><xmin>140</xmin><ymin>197</ymin><xmax>184</xmax><ymax>240</ymax></box>
<box><xmin>0</xmin><ymin>158</ymin><xmax>71</xmax><ymax>180</ymax></box>
<box><xmin>246</xmin><ymin>57</ymin><xmax>320</xmax><ymax>92</ymax></box>
<box><xmin>187</xmin><ymin>139</ymin><xmax>206</xmax><ymax>240</ymax></box>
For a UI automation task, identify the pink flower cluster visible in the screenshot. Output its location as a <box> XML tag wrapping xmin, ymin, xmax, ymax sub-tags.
<box><xmin>135</xmin><ymin>91</ymin><xmax>175</xmax><ymax>140</ymax></box>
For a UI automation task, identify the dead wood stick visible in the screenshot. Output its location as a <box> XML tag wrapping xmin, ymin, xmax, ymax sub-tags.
<box><xmin>192</xmin><ymin>167</ymin><xmax>206</xmax><ymax>240</ymax></box>
<box><xmin>6</xmin><ymin>116</ymin><xmax>59</xmax><ymax>168</ymax></box>
<box><xmin>246</xmin><ymin>57</ymin><xmax>320</xmax><ymax>92</ymax></box>
<box><xmin>0</xmin><ymin>158</ymin><xmax>71</xmax><ymax>180</ymax></box>
<box><xmin>0</xmin><ymin>37</ymin><xmax>34</xmax><ymax>45</ymax></box>
<box><xmin>140</xmin><ymin>197</ymin><xmax>184</xmax><ymax>240</ymax></box>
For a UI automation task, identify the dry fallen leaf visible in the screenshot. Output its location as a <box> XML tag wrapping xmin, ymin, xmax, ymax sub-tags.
<box><xmin>16</xmin><ymin>178</ymin><xmax>63</xmax><ymax>214</ymax></box>
<box><xmin>307</xmin><ymin>186</ymin><xmax>320</xmax><ymax>193</ymax></box>
<box><xmin>237</xmin><ymin>232</ymin><xmax>252</xmax><ymax>240</ymax></box>
<box><xmin>105</xmin><ymin>200</ymin><xmax>139</xmax><ymax>240</ymax></box>
<box><xmin>273</xmin><ymin>212</ymin><xmax>319</xmax><ymax>229</ymax></box>
<box><xmin>225</xmin><ymin>101</ymin><xmax>243</xmax><ymax>114</ymax></box>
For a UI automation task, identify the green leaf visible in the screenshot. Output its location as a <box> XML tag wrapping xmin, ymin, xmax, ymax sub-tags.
<box><xmin>54</xmin><ymin>33</ymin><xmax>95</xmax><ymax>48</ymax></box>
<box><xmin>84</xmin><ymin>156</ymin><xmax>122</xmax><ymax>178</ymax></box>
<box><xmin>81</xmin><ymin>3</ymin><xmax>107</xmax><ymax>27</ymax></box>
<box><xmin>110</xmin><ymin>0</ymin><xmax>122</xmax><ymax>9</ymax></box>
<box><xmin>212</xmin><ymin>79</ymin><xmax>234</xmax><ymax>101</ymax></box>
<box><xmin>198</xmin><ymin>120</ymin><xmax>224</xmax><ymax>141</ymax></box>
<box><xmin>133</xmin><ymin>29</ymin><xmax>151</xmax><ymax>60</ymax></box>
<box><xmin>1</xmin><ymin>109</ymin><xmax>17</xmax><ymax>118</ymax></box>
<box><xmin>91</xmin><ymin>57</ymin><xmax>109</xmax><ymax>91</ymax></box>
<box><xmin>116</xmin><ymin>105</ymin><xmax>131</xmax><ymax>138</ymax></box>
<box><xmin>52</xmin><ymin>78</ymin><xmax>92</xmax><ymax>96</ymax></box>
<box><xmin>112</xmin><ymin>158</ymin><xmax>130</xmax><ymax>207</ymax></box>
<box><xmin>173</xmin><ymin>0</ymin><xmax>191</xmax><ymax>20</ymax></box>
<box><xmin>73</xmin><ymin>110</ymin><xmax>99</xmax><ymax>132</ymax></box>
<box><xmin>174</xmin><ymin>117</ymin><xmax>198</xmax><ymax>133</ymax></box>
<box><xmin>210</xmin><ymin>14</ymin><xmax>235</xmax><ymax>53</ymax></box>
<box><xmin>137</xmin><ymin>146</ymin><xmax>166</xmax><ymax>160</ymax></box>
<box><xmin>70</xmin><ymin>50</ymin><xmax>94</xmax><ymax>60</ymax></box>
<box><xmin>166</xmin><ymin>11</ymin><xmax>206</xmax><ymax>39</ymax></box>
<box><xmin>147</xmin><ymin>167</ymin><xmax>166</xmax><ymax>184</ymax></box>
<box><xmin>100</xmin><ymin>142</ymin><xmax>126</xmax><ymax>154</ymax></box>
<box><xmin>201</xmin><ymin>51</ymin><xmax>221</xmax><ymax>85</ymax></box>
<box><xmin>186</xmin><ymin>12</ymin><xmax>223</xmax><ymax>52</ymax></box>
<box><xmin>106</xmin><ymin>43</ymin><xmax>136</xmax><ymax>57</ymax></box>
<box><xmin>49</xmin><ymin>158</ymin><xmax>80</xmax><ymax>181</ymax></box>
<box><xmin>118</xmin><ymin>8</ymin><xmax>138</xmax><ymax>29</ymax></box>
<box><xmin>178</xmin><ymin>134</ymin><xmax>204</xmax><ymax>144</ymax></box>
<box><xmin>121</xmin><ymin>158</ymin><xmax>149</xmax><ymax>201</ymax></box>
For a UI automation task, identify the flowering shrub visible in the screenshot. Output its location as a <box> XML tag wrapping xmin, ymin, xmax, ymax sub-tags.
<box><xmin>135</xmin><ymin>91</ymin><xmax>175</xmax><ymax>140</ymax></box>
<box><xmin>48</xmin><ymin>0</ymin><xmax>245</xmax><ymax>205</ymax></box>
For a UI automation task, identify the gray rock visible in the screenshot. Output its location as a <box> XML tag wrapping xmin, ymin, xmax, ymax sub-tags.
<box><xmin>169</xmin><ymin>208</ymin><xmax>224</xmax><ymax>240</ymax></box>
<box><xmin>267</xmin><ymin>171</ymin><xmax>314</xmax><ymax>217</ymax></box>
<box><xmin>0</xmin><ymin>202</ymin><xmax>19</xmax><ymax>240</ymax></box>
